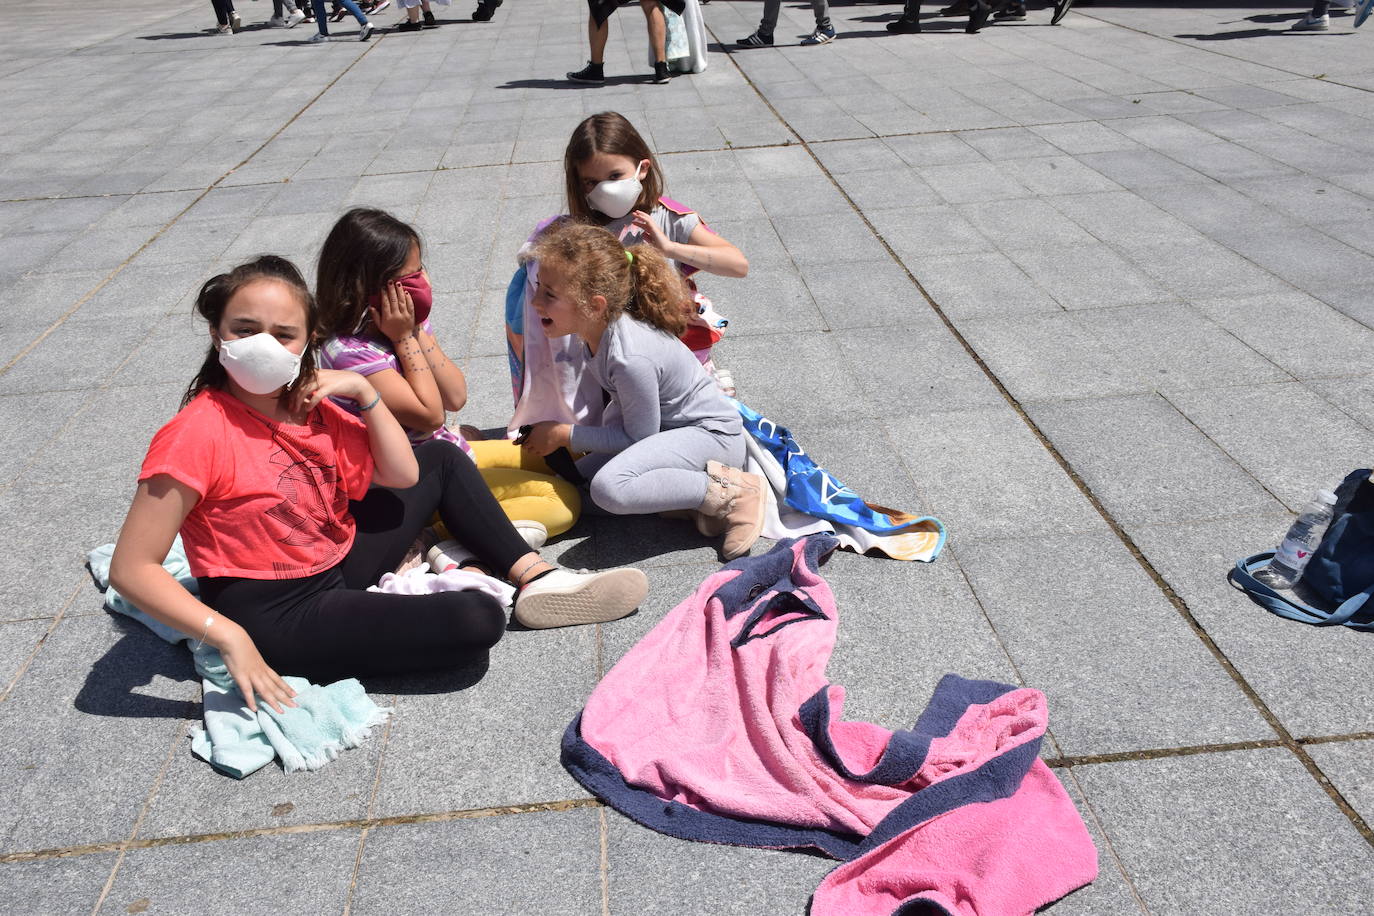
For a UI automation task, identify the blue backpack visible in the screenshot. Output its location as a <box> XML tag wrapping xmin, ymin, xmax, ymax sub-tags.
<box><xmin>1230</xmin><ymin>468</ymin><xmax>1374</xmax><ymax>631</ymax></box>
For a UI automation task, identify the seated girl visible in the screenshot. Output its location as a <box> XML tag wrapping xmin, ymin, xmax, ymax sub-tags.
<box><xmin>109</xmin><ymin>255</ymin><xmax>646</xmax><ymax>712</ymax></box>
<box><xmin>519</xmin><ymin>222</ymin><xmax>765</xmax><ymax>561</ymax></box>
<box><xmin>316</xmin><ymin>208</ymin><xmax>579</xmax><ymax>545</ymax></box>
<box><xmin>507</xmin><ymin>111</ymin><xmax>747</xmax><ymax>436</ymax></box>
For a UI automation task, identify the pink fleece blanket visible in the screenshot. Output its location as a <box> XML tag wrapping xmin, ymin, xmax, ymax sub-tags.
<box><xmin>562</xmin><ymin>535</ymin><xmax>1097</xmax><ymax>915</ymax></box>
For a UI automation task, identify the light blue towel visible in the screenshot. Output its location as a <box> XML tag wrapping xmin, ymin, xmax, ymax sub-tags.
<box><xmin>88</xmin><ymin>542</ymin><xmax>391</xmax><ymax>779</ymax></box>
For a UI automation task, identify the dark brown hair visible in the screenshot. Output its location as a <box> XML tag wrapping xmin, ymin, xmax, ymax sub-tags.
<box><xmin>563</xmin><ymin>112</ymin><xmax>664</xmax><ymax>225</ymax></box>
<box><xmin>315</xmin><ymin>208</ymin><xmax>422</xmax><ymax>340</ymax></box>
<box><xmin>532</xmin><ymin>221</ymin><xmax>688</xmax><ymax>337</ymax></box>
<box><xmin>182</xmin><ymin>255</ymin><xmax>318</xmax><ymax>407</ymax></box>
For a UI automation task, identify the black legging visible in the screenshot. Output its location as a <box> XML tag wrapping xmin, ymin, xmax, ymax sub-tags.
<box><xmin>210</xmin><ymin>0</ymin><xmax>236</xmax><ymax>25</ymax></box>
<box><xmin>198</xmin><ymin>440</ymin><xmax>533</xmax><ymax>683</ymax></box>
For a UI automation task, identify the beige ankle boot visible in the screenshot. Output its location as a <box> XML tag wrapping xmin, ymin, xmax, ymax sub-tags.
<box><xmin>698</xmin><ymin>460</ymin><xmax>766</xmax><ymax>560</ymax></box>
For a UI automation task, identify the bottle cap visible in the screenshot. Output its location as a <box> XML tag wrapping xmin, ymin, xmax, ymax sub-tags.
<box><xmin>1317</xmin><ymin>490</ymin><xmax>1337</xmax><ymax>505</ymax></box>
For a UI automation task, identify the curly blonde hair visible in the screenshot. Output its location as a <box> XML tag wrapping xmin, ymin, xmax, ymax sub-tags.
<box><xmin>532</xmin><ymin>221</ymin><xmax>689</xmax><ymax>337</ymax></box>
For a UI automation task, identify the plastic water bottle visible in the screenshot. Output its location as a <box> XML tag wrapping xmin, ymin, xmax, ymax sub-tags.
<box><xmin>1254</xmin><ymin>490</ymin><xmax>1338</xmax><ymax>589</ymax></box>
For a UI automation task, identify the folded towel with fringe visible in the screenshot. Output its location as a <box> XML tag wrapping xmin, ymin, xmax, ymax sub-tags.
<box><xmin>88</xmin><ymin>541</ymin><xmax>391</xmax><ymax>779</ymax></box>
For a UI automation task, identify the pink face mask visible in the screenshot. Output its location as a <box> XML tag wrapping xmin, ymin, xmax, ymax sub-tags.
<box><xmin>368</xmin><ymin>270</ymin><xmax>434</xmax><ymax>325</ymax></box>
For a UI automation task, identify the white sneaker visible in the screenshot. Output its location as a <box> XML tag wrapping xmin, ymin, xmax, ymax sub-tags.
<box><xmin>287</xmin><ymin>8</ymin><xmax>306</xmax><ymax>26</ymax></box>
<box><xmin>512</xmin><ymin>520</ymin><xmax>548</xmax><ymax>550</ymax></box>
<box><xmin>268</xmin><ymin>14</ymin><xmax>286</xmax><ymax>26</ymax></box>
<box><xmin>514</xmin><ymin>567</ymin><xmax>647</xmax><ymax>629</ymax></box>
<box><xmin>230</xmin><ymin>11</ymin><xmax>242</xmax><ymax>31</ymax></box>
<box><xmin>359</xmin><ymin>20</ymin><xmax>373</xmax><ymax>39</ymax></box>
<box><xmin>1291</xmin><ymin>12</ymin><xmax>1329</xmax><ymax>28</ymax></box>
<box><xmin>307</xmin><ymin>31</ymin><xmax>328</xmax><ymax>41</ymax></box>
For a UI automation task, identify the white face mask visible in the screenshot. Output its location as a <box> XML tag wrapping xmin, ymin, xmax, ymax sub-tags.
<box><xmin>218</xmin><ymin>332</ymin><xmax>302</xmax><ymax>396</ymax></box>
<box><xmin>586</xmin><ymin>163</ymin><xmax>646</xmax><ymax>219</ymax></box>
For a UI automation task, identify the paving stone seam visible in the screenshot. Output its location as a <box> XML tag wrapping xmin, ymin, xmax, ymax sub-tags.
<box><xmin>4</xmin><ymin>731</ymin><xmax>1372</xmax><ymax>867</ymax></box>
<box><xmin>0</xmin><ymin>580</ymin><xmax>83</xmax><ymax>703</ymax></box>
<box><xmin>340</xmin><ymin>695</ymin><xmax>400</xmax><ymax>916</ymax></box>
<box><xmin>598</xmin><ymin>806</ymin><xmax>612</xmax><ymax>916</ymax></box>
<box><xmin>88</xmin><ymin>719</ymin><xmax>191</xmax><ymax>916</ymax></box>
<box><xmin>0</xmin><ymin>798</ymin><xmax>603</xmax><ymax>865</ymax></box>
<box><xmin>709</xmin><ymin>17</ymin><xmax>1374</xmax><ymax>853</ymax></box>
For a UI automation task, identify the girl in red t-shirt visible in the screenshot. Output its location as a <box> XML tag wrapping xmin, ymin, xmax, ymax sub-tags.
<box><xmin>110</xmin><ymin>255</ymin><xmax>647</xmax><ymax>712</ymax></box>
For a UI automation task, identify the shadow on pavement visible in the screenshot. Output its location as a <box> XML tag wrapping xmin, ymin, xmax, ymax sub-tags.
<box><xmin>76</xmin><ymin>616</ymin><xmax>199</xmax><ymax>721</ymax></box>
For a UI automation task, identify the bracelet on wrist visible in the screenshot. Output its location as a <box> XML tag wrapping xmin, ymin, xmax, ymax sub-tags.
<box><xmin>359</xmin><ymin>392</ymin><xmax>382</xmax><ymax>412</ymax></box>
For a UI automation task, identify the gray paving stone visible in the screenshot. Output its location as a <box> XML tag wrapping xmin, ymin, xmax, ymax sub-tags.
<box><xmin>999</xmin><ymin>155</ymin><xmax>1125</xmax><ymax>197</ymax></box>
<box><xmin>1074</xmin><ymin>302</ymin><xmax>1291</xmax><ymax>394</ymax></box>
<box><xmin>1048</xmin><ymin>770</ymin><xmax>1149</xmax><ymax>915</ymax></box>
<box><xmin>917</xmin><ymin>160</ymin><xmax>1031</xmax><ymax>205</ymax></box>
<box><xmin>832</xmin><ymin>323</ymin><xmax>1004</xmax><ymax>417</ymax></box>
<box><xmin>0</xmin><ymin>312</ymin><xmax>160</xmax><ymax>395</ymax></box>
<box><xmin>353</xmin><ymin>809</ymin><xmax>601</xmax><ymax>916</ymax></box>
<box><xmin>606</xmin><ymin>808</ymin><xmax>835</xmax><ymax>916</ymax></box>
<box><xmin>1048</xmin><ymin>190</ymin><xmax>1204</xmax><ymax>248</ymax></box>
<box><xmin>1307</xmin><ymin>373</ymin><xmax>1374</xmax><ymax>432</ymax></box>
<box><xmin>1076</xmin><ymin>148</ymin><xmax>1213</xmax><ymax>189</ymax></box>
<box><xmin>1025</xmin><ymin>394</ymin><xmax>1284</xmax><ymax>526</ymax></box>
<box><xmin>1129</xmin><ymin>512</ymin><xmax>1374</xmax><ymax>739</ymax></box>
<box><xmin>1004</xmin><ymin>244</ymin><xmax>1173</xmax><ymax>310</ymax></box>
<box><xmin>1073</xmin><ymin>749</ymin><xmax>1374</xmax><ymax>914</ymax></box>
<box><xmin>107</xmin><ymin>830</ymin><xmax>358</xmax><ymax>916</ymax></box>
<box><xmin>768</xmin><ymin>212</ymin><xmax>886</xmax><ymax>266</ymax></box>
<box><xmin>884</xmin><ymin>131</ymin><xmax>983</xmax><ymax>168</ymax></box>
<box><xmin>866</xmin><ymin>204</ymin><xmax>994</xmax><ymax>261</ymax></box>
<box><xmin>369</xmin><ymin>622</ymin><xmax>597</xmax><ymax>817</ymax></box>
<box><xmin>821</xmin><ymin>554</ymin><xmax>1023</xmax><ymax>729</ymax></box>
<box><xmin>717</xmin><ymin>330</ymin><xmax>874</xmax><ymax>427</ymax></box>
<box><xmin>1193</xmin><ymin>290</ymin><xmax>1374</xmax><ymax>380</ymax></box>
<box><xmin>0</xmin><ymin>614</ymin><xmax>195</xmax><ymax>855</ymax></box>
<box><xmin>0</xmin><ymin>853</ymin><xmax>116</xmax><ymax>916</ymax></box>
<box><xmin>1167</xmin><ymin>382</ymin><xmax>1374</xmax><ymax>512</ymax></box>
<box><xmin>1125</xmin><ymin>239</ymin><xmax>1292</xmax><ymax>300</ymax></box>
<box><xmin>959</xmin><ymin>197</ymin><xmax>1097</xmax><ymax>250</ymax></box>
<box><xmin>1031</xmin><ymin>120</ymin><xmax>1145</xmax><ymax>155</ymax></box>
<box><xmin>797</xmin><ymin>257</ymin><xmax>935</xmax><ymax>330</ymax></box>
<box><xmin>138</xmin><ymin>702</ymin><xmax>384</xmax><ymax>840</ymax></box>
<box><xmin>1105</xmin><ymin>115</ymin><xmax>1228</xmax><ymax>151</ymax></box>
<box><xmin>957</xmin><ymin>126</ymin><xmax>1063</xmax><ymax>161</ymax></box>
<box><xmin>907</xmin><ymin>250</ymin><xmax>1062</xmax><ymax>319</ymax></box>
<box><xmin>714</xmin><ymin>265</ymin><xmax>827</xmax><ymax>335</ymax></box>
<box><xmin>958</xmin><ymin>313</ymin><xmax>1149</xmax><ymax>403</ymax></box>
<box><xmin>19</xmin><ymin>382</ymin><xmax>180</xmax><ymax>488</ymax></box>
<box><xmin>957</xmin><ymin>533</ymin><xmax>1271</xmax><ymax>756</ymax></box>
<box><xmin>1307</xmin><ymin>741</ymin><xmax>1374</xmax><ymax>827</ymax></box>
<box><xmin>885</xmin><ymin>405</ymin><xmax>1104</xmax><ymax>543</ymax></box>
<box><xmin>0</xmin><ymin>619</ymin><xmax>48</xmax><ymax>698</ymax></box>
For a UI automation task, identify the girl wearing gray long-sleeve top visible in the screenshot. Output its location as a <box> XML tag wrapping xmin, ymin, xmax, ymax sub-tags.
<box><xmin>519</xmin><ymin>222</ymin><xmax>766</xmax><ymax>560</ymax></box>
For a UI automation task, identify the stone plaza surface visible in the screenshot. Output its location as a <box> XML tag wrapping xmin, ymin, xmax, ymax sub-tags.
<box><xmin>1</xmin><ymin>0</ymin><xmax>1373</xmax><ymax>911</ymax></box>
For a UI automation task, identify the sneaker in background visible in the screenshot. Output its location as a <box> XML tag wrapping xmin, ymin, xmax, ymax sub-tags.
<box><xmin>736</xmin><ymin>30</ymin><xmax>774</xmax><ymax>46</ymax></box>
<box><xmin>567</xmin><ymin>61</ymin><xmax>605</xmax><ymax>84</ymax></box>
<box><xmin>886</xmin><ymin>15</ymin><xmax>921</xmax><ymax>32</ymax></box>
<box><xmin>994</xmin><ymin>3</ymin><xmax>1026</xmax><ymax>19</ymax></box>
<box><xmin>653</xmin><ymin>60</ymin><xmax>671</xmax><ymax>83</ymax></box>
<box><xmin>359</xmin><ymin>19</ymin><xmax>373</xmax><ymax>39</ymax></box>
<box><xmin>1290</xmin><ymin>12</ymin><xmax>1330</xmax><ymax>28</ymax></box>
<box><xmin>801</xmin><ymin>25</ymin><xmax>836</xmax><ymax>43</ymax></box>
<box><xmin>423</xmin><ymin>8</ymin><xmax>438</xmax><ymax>26</ymax></box>
<box><xmin>287</xmin><ymin>7</ymin><xmax>306</xmax><ymax>25</ymax></box>
<box><xmin>230</xmin><ymin>10</ymin><xmax>242</xmax><ymax>30</ymax></box>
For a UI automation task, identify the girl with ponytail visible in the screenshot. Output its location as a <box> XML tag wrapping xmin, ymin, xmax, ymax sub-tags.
<box><xmin>520</xmin><ymin>222</ymin><xmax>765</xmax><ymax>560</ymax></box>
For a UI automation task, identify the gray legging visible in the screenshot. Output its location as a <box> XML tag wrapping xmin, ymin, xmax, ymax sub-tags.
<box><xmin>757</xmin><ymin>0</ymin><xmax>831</xmax><ymax>35</ymax></box>
<box><xmin>577</xmin><ymin>426</ymin><xmax>746</xmax><ymax>516</ymax></box>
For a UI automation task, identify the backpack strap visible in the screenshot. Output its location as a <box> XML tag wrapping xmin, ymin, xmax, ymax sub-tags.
<box><xmin>1229</xmin><ymin>552</ymin><xmax>1374</xmax><ymax>631</ymax></box>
